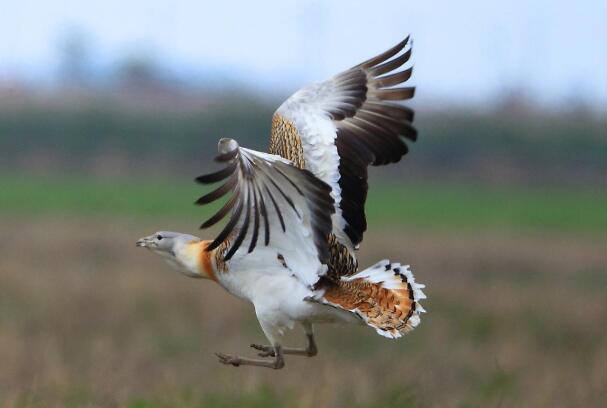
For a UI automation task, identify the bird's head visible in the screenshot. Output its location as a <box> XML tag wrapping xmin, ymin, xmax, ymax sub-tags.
<box><xmin>136</xmin><ymin>230</ymin><xmax>180</xmax><ymax>251</ymax></box>
<box><xmin>136</xmin><ymin>231</ymin><xmax>211</xmax><ymax>279</ymax></box>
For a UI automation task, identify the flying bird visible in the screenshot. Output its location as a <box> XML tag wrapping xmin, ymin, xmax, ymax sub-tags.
<box><xmin>136</xmin><ymin>37</ymin><xmax>426</xmax><ymax>369</ymax></box>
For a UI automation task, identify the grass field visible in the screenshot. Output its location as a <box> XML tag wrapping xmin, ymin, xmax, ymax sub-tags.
<box><xmin>2</xmin><ymin>175</ymin><xmax>606</xmax><ymax>235</ymax></box>
<box><xmin>1</xmin><ymin>177</ymin><xmax>606</xmax><ymax>407</ymax></box>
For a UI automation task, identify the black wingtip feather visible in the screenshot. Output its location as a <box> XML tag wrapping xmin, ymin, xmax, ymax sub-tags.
<box><xmin>195</xmin><ymin>163</ymin><xmax>236</xmax><ymax>184</ymax></box>
<box><xmin>195</xmin><ymin>176</ymin><xmax>237</xmax><ymax>205</ymax></box>
<box><xmin>248</xmin><ymin>185</ymin><xmax>260</xmax><ymax>253</ymax></box>
<box><xmin>324</xmin><ymin>37</ymin><xmax>417</xmax><ymax>247</ymax></box>
<box><xmin>197</xmin><ymin>140</ymin><xmax>335</xmax><ymax>265</ymax></box>
<box><xmin>357</xmin><ymin>36</ymin><xmax>410</xmax><ymax>70</ymax></box>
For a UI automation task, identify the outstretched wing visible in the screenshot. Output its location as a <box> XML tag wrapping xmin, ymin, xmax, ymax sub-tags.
<box><xmin>269</xmin><ymin>37</ymin><xmax>416</xmax><ymax>252</ymax></box>
<box><xmin>195</xmin><ymin>138</ymin><xmax>335</xmax><ymax>285</ymax></box>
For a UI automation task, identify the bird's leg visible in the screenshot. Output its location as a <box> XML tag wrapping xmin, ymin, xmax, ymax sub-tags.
<box><xmin>215</xmin><ymin>345</ymin><xmax>285</xmax><ymax>369</ymax></box>
<box><xmin>251</xmin><ymin>323</ymin><xmax>318</xmax><ymax>357</ymax></box>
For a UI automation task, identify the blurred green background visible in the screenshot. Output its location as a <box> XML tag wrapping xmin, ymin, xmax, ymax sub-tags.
<box><xmin>2</xmin><ymin>2</ymin><xmax>607</xmax><ymax>407</ymax></box>
<box><xmin>2</xmin><ymin>85</ymin><xmax>606</xmax><ymax>408</ymax></box>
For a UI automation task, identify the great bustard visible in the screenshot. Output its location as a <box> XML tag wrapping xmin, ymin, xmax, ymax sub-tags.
<box><xmin>137</xmin><ymin>37</ymin><xmax>426</xmax><ymax>369</ymax></box>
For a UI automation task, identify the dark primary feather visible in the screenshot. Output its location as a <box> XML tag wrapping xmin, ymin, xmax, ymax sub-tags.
<box><xmin>248</xmin><ymin>185</ymin><xmax>260</xmax><ymax>252</ymax></box>
<box><xmin>356</xmin><ymin>35</ymin><xmax>410</xmax><ymax>69</ymax></box>
<box><xmin>326</xmin><ymin>37</ymin><xmax>417</xmax><ymax>248</ymax></box>
<box><xmin>196</xmin><ymin>139</ymin><xmax>335</xmax><ymax>263</ymax></box>
<box><xmin>195</xmin><ymin>175</ymin><xmax>237</xmax><ymax>205</ymax></box>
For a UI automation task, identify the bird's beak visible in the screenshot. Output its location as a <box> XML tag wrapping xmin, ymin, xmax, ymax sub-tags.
<box><xmin>136</xmin><ymin>237</ymin><xmax>150</xmax><ymax>248</ymax></box>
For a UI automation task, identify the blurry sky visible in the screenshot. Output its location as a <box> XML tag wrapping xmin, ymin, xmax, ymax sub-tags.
<box><xmin>1</xmin><ymin>0</ymin><xmax>606</xmax><ymax>107</ymax></box>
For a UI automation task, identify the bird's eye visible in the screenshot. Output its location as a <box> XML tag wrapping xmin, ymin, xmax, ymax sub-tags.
<box><xmin>156</xmin><ymin>235</ymin><xmax>163</xmax><ymax>240</ymax></box>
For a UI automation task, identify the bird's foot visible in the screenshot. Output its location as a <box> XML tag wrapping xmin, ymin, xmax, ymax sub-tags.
<box><xmin>250</xmin><ymin>341</ymin><xmax>317</xmax><ymax>357</ymax></box>
<box><xmin>250</xmin><ymin>343</ymin><xmax>275</xmax><ymax>357</ymax></box>
<box><xmin>215</xmin><ymin>352</ymin><xmax>242</xmax><ymax>367</ymax></box>
<box><xmin>214</xmin><ymin>348</ymin><xmax>285</xmax><ymax>369</ymax></box>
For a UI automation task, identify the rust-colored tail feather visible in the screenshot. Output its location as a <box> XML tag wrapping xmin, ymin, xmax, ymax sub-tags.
<box><xmin>320</xmin><ymin>260</ymin><xmax>426</xmax><ymax>339</ymax></box>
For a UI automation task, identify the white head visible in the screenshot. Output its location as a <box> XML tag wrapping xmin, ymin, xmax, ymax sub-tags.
<box><xmin>136</xmin><ymin>231</ymin><xmax>207</xmax><ymax>278</ymax></box>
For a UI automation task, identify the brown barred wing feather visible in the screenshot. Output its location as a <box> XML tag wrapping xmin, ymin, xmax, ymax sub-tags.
<box><xmin>270</xmin><ymin>37</ymin><xmax>416</xmax><ymax>253</ymax></box>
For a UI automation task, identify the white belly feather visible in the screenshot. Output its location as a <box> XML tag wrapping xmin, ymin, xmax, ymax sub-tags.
<box><xmin>215</xmin><ymin>247</ymin><xmax>356</xmax><ymax>336</ymax></box>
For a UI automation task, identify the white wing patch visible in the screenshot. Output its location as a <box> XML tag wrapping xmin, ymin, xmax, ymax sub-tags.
<box><xmin>273</xmin><ymin>37</ymin><xmax>416</xmax><ymax>253</ymax></box>
<box><xmin>195</xmin><ymin>138</ymin><xmax>335</xmax><ymax>287</ymax></box>
<box><xmin>277</xmin><ymin>86</ymin><xmax>352</xmax><ymax>251</ymax></box>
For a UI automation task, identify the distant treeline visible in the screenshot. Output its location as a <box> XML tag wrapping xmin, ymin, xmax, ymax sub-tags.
<box><xmin>1</xmin><ymin>93</ymin><xmax>606</xmax><ymax>186</ymax></box>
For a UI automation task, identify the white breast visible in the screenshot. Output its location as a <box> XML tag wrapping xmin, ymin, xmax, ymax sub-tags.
<box><xmin>215</xmin><ymin>247</ymin><xmax>356</xmax><ymax>332</ymax></box>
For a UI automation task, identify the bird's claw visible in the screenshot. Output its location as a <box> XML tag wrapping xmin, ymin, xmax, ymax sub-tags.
<box><xmin>215</xmin><ymin>352</ymin><xmax>241</xmax><ymax>367</ymax></box>
<box><xmin>250</xmin><ymin>343</ymin><xmax>275</xmax><ymax>357</ymax></box>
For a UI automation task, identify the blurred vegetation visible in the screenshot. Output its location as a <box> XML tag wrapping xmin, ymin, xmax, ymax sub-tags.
<box><xmin>1</xmin><ymin>218</ymin><xmax>605</xmax><ymax>407</ymax></box>
<box><xmin>123</xmin><ymin>385</ymin><xmax>424</xmax><ymax>408</ymax></box>
<box><xmin>0</xmin><ymin>96</ymin><xmax>274</xmax><ymax>165</ymax></box>
<box><xmin>1</xmin><ymin>175</ymin><xmax>606</xmax><ymax>236</ymax></box>
<box><xmin>1</xmin><ymin>94</ymin><xmax>606</xmax><ymax>186</ymax></box>
<box><xmin>1</xmin><ymin>89</ymin><xmax>606</xmax><ymax>407</ymax></box>
<box><xmin>125</xmin><ymin>387</ymin><xmax>282</xmax><ymax>408</ymax></box>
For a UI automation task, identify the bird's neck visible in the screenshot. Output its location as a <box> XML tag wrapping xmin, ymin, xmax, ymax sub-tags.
<box><xmin>175</xmin><ymin>240</ymin><xmax>219</xmax><ymax>281</ymax></box>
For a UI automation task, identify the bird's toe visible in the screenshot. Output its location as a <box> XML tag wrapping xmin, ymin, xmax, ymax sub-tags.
<box><xmin>215</xmin><ymin>352</ymin><xmax>241</xmax><ymax>367</ymax></box>
<box><xmin>250</xmin><ymin>344</ymin><xmax>275</xmax><ymax>357</ymax></box>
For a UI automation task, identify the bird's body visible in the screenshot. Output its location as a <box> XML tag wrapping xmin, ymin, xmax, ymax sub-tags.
<box><xmin>137</xmin><ymin>37</ymin><xmax>426</xmax><ymax>369</ymax></box>
<box><xmin>174</xmin><ymin>238</ymin><xmax>360</xmax><ymax>327</ymax></box>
